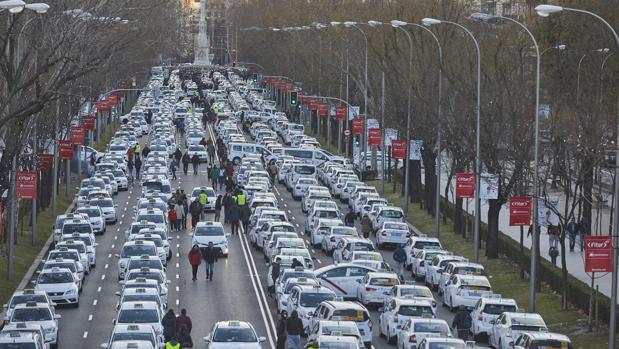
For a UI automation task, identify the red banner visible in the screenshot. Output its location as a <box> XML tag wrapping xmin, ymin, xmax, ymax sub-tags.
<box><xmin>16</xmin><ymin>171</ymin><xmax>37</xmax><ymax>199</ymax></box>
<box><xmin>309</xmin><ymin>101</ymin><xmax>318</xmax><ymax>110</ymax></box>
<box><xmin>455</xmin><ymin>172</ymin><xmax>475</xmax><ymax>198</ymax></box>
<box><xmin>38</xmin><ymin>154</ymin><xmax>53</xmax><ymax>172</ymax></box>
<box><xmin>71</xmin><ymin>126</ymin><xmax>85</xmax><ymax>145</ymax></box>
<box><xmin>94</xmin><ymin>100</ymin><xmax>111</xmax><ymax>112</ymax></box>
<box><xmin>59</xmin><ymin>140</ymin><xmax>74</xmax><ymax>160</ymax></box>
<box><xmin>391</xmin><ymin>139</ymin><xmax>406</xmax><ymax>160</ymax></box>
<box><xmin>368</xmin><ymin>128</ymin><xmax>381</xmax><ymax>146</ymax></box>
<box><xmin>335</xmin><ymin>106</ymin><xmax>347</xmax><ymax>121</ymax></box>
<box><xmin>318</xmin><ymin>104</ymin><xmax>329</xmax><ymax>117</ymax></box>
<box><xmin>509</xmin><ymin>196</ymin><xmax>531</xmax><ymax>226</ymax></box>
<box><xmin>351</xmin><ymin>119</ymin><xmax>364</xmax><ymax>135</ymax></box>
<box><xmin>584</xmin><ymin>236</ymin><xmax>612</xmax><ymax>273</ymax></box>
<box><xmin>83</xmin><ymin>115</ymin><xmax>96</xmax><ymax>131</ymax></box>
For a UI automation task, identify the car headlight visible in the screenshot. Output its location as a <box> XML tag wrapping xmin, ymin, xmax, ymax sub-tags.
<box><xmin>45</xmin><ymin>327</ymin><xmax>55</xmax><ymax>334</ymax></box>
<box><xmin>65</xmin><ymin>289</ymin><xmax>76</xmax><ymax>295</ymax></box>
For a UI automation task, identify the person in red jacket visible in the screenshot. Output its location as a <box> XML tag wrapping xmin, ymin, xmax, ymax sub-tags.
<box><xmin>187</xmin><ymin>244</ymin><xmax>202</xmax><ymax>281</ymax></box>
<box><xmin>176</xmin><ymin>308</ymin><xmax>193</xmax><ymax>334</ymax></box>
<box><xmin>168</xmin><ymin>208</ymin><xmax>177</xmax><ymax>232</ymax></box>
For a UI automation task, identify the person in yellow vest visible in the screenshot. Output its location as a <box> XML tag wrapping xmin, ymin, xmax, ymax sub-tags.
<box><xmin>236</xmin><ymin>192</ymin><xmax>246</xmax><ymax>206</ymax></box>
<box><xmin>165</xmin><ymin>338</ymin><xmax>180</xmax><ymax>349</ymax></box>
<box><xmin>134</xmin><ymin>143</ymin><xmax>141</xmax><ymax>159</ymax></box>
<box><xmin>199</xmin><ymin>190</ymin><xmax>208</xmax><ymax>219</ymax></box>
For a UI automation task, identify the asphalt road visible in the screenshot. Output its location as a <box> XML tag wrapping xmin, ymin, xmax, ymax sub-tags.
<box><xmin>43</xmin><ymin>118</ymin><xmax>488</xmax><ymax>349</ymax></box>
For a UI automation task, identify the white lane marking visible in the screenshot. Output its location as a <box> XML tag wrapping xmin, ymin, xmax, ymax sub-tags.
<box><xmin>295</xmin><ymin>223</ymin><xmax>299</xmax><ymax>227</ymax></box>
<box><xmin>316</xmin><ymin>258</ymin><xmax>322</xmax><ymax>263</ymax></box>
<box><xmin>287</xmin><ymin>210</ymin><xmax>292</xmax><ymax>213</ymax></box>
<box><xmin>88</xmin><ymin>314</ymin><xmax>93</xmax><ymax>321</ymax></box>
<box><xmin>176</xmin><ymin>263</ymin><xmax>179</xmax><ymax>268</ymax></box>
<box><xmin>284</xmin><ymin>203</ymin><xmax>288</xmax><ymax>207</ymax></box>
<box><xmin>238</xmin><ymin>228</ymin><xmax>277</xmax><ymax>348</ymax></box>
<box><xmin>311</xmin><ymin>249</ymin><xmax>316</xmax><ymax>254</ymax></box>
<box><xmin>176</xmin><ymin>244</ymin><xmax>180</xmax><ymax>248</ymax></box>
<box><xmin>176</xmin><ymin>286</ymin><xmax>180</xmax><ymax>292</ymax></box>
<box><xmin>176</xmin><ymin>253</ymin><xmax>180</xmax><ymax>258</ymax></box>
<box><xmin>93</xmin><ymin>299</ymin><xmax>98</xmax><ymax>306</ymax></box>
<box><xmin>108</xmin><ymin>253</ymin><xmax>112</xmax><ymax>258</ymax></box>
<box><xmin>101</xmin><ymin>274</ymin><xmax>106</xmax><ymax>280</ymax></box>
<box><xmin>292</xmin><ymin>216</ymin><xmax>296</xmax><ymax>220</ymax></box>
<box><xmin>111</xmin><ymin>244</ymin><xmax>115</xmax><ymax>249</ymax></box>
<box><xmin>104</xmin><ymin>264</ymin><xmax>109</xmax><ymax>269</ymax></box>
<box><xmin>121</xmin><ymin>214</ymin><xmax>125</xmax><ymax>218</ymax></box>
<box><xmin>177</xmin><ymin>235</ymin><xmax>180</xmax><ymax>239</ymax></box>
<box><xmin>176</xmin><ymin>299</ymin><xmax>179</xmax><ymax>306</ymax></box>
<box><xmin>114</xmin><ymin>235</ymin><xmax>118</xmax><ymax>240</ymax></box>
<box><xmin>97</xmin><ymin>286</ymin><xmax>102</xmax><ymax>293</ymax></box>
<box><xmin>83</xmin><ymin>331</ymin><xmax>88</xmax><ymax>338</ymax></box>
<box><xmin>176</xmin><ymin>274</ymin><xmax>179</xmax><ymax>279</ymax></box>
<box><xmin>116</xmin><ymin>228</ymin><xmax>120</xmax><ymax>232</ymax></box>
<box><xmin>124</xmin><ymin>207</ymin><xmax>127</xmax><ymax>211</ymax></box>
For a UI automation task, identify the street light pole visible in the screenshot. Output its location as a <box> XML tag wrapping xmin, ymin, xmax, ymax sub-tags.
<box><xmin>423</xmin><ymin>18</ymin><xmax>481</xmax><ymax>262</ymax></box>
<box><xmin>535</xmin><ymin>5</ymin><xmax>619</xmax><ymax>346</ymax></box>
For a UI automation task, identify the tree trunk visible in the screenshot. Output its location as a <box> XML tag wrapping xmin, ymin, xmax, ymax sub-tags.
<box><xmin>486</xmin><ymin>199</ymin><xmax>502</xmax><ymax>259</ymax></box>
<box><xmin>411</xmin><ymin>160</ymin><xmax>422</xmax><ymax>203</ymax></box>
<box><xmin>454</xmin><ymin>198</ymin><xmax>464</xmax><ymax>236</ymax></box>
<box><xmin>422</xmin><ymin>149</ymin><xmax>437</xmax><ymax>216</ymax></box>
<box><xmin>582</xmin><ymin>156</ymin><xmax>594</xmax><ymax>234</ymax></box>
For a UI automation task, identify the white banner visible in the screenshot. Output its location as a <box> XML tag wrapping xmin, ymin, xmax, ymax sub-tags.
<box><xmin>409</xmin><ymin>140</ymin><xmax>422</xmax><ymax>160</ymax></box>
<box><xmin>384</xmin><ymin>128</ymin><xmax>398</xmax><ymax>146</ymax></box>
<box><xmin>479</xmin><ymin>173</ymin><xmax>499</xmax><ymax>200</ymax></box>
<box><xmin>348</xmin><ymin>106</ymin><xmax>360</xmax><ymax>121</ymax></box>
<box><xmin>537</xmin><ymin>197</ymin><xmax>560</xmax><ymax>227</ymax></box>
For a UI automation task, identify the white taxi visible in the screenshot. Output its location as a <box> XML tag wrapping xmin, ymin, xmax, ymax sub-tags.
<box><xmin>396</xmin><ymin>318</ymin><xmax>452</xmax><ymax>349</ymax></box>
<box><xmin>116</xmin><ymin>241</ymin><xmax>158</xmax><ymax>279</ymax></box>
<box><xmin>356</xmin><ymin>272</ymin><xmax>400</xmax><ymax>305</ymax></box>
<box><xmin>286</xmin><ymin>285</ymin><xmax>337</xmax><ymax>329</ymax></box>
<box><xmin>378</xmin><ymin>298</ymin><xmax>436</xmax><ymax>343</ymax></box>
<box><xmin>191</xmin><ymin>222</ymin><xmax>229</xmax><ymax>256</ymax></box>
<box><xmin>114</xmin><ymin>302</ymin><xmax>163</xmax><ymax>339</ymax></box>
<box><xmin>443</xmin><ymin>274</ymin><xmax>493</xmax><ymax>311</ymax></box>
<box><xmin>8</xmin><ymin>302</ymin><xmax>60</xmax><ymax>346</ymax></box>
<box><xmin>470</xmin><ymin>297</ymin><xmax>518</xmax><ymax>340</ymax></box>
<box><xmin>203</xmin><ymin>320</ymin><xmax>266</xmax><ymax>349</ymax></box>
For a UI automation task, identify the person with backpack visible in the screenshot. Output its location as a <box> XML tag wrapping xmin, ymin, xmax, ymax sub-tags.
<box><xmin>207</xmin><ymin>142</ymin><xmax>216</xmax><ymax>164</ymax></box>
<box><xmin>182</xmin><ymin>152</ymin><xmax>190</xmax><ymax>175</ymax></box>
<box><xmin>393</xmin><ymin>243</ymin><xmax>407</xmax><ymax>280</ymax></box>
<box><xmin>452</xmin><ymin>305</ymin><xmax>472</xmax><ymax>341</ymax></box>
<box><xmin>214</xmin><ymin>195</ymin><xmax>222</xmax><ymax>222</ymax></box>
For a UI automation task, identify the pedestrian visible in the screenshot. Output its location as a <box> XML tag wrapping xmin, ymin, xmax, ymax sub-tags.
<box><xmin>127</xmin><ymin>147</ymin><xmax>134</xmax><ymax>162</ymax></box>
<box><xmin>181</xmin><ymin>195</ymin><xmax>188</xmax><ymax>230</ymax></box>
<box><xmin>168</xmin><ymin>206</ymin><xmax>177</xmax><ymax>232</ymax></box>
<box><xmin>393</xmin><ymin>243</ymin><xmax>407</xmax><ymax>280</ymax></box>
<box><xmin>142</xmin><ymin>145</ymin><xmax>150</xmax><ymax>159</ymax></box>
<box><xmin>214</xmin><ymin>195</ymin><xmax>222</xmax><ymax>222</ymax></box>
<box><xmin>566</xmin><ymin>217</ymin><xmax>577</xmax><ymax>252</ymax></box>
<box><xmin>201</xmin><ymin>241</ymin><xmax>218</xmax><ymax>281</ymax></box>
<box><xmin>174</xmin><ymin>148</ymin><xmax>183</xmax><ymax>168</ymax></box>
<box><xmin>170</xmin><ymin>160</ymin><xmax>177</xmax><ymax>180</ymax></box>
<box><xmin>276</xmin><ymin>312</ymin><xmax>287</xmax><ymax>349</ymax></box>
<box><xmin>176</xmin><ymin>308</ymin><xmax>192</xmax><ymax>334</ymax></box>
<box><xmin>210</xmin><ymin>165</ymin><xmax>219</xmax><ymax>189</ymax></box>
<box><xmin>548</xmin><ymin>223</ymin><xmax>559</xmax><ymax>250</ymax></box>
<box><xmin>451</xmin><ymin>305</ymin><xmax>472</xmax><ymax>341</ymax></box>
<box><xmin>165</xmin><ymin>337</ymin><xmax>181</xmax><ymax>349</ymax></box>
<box><xmin>191</xmin><ymin>154</ymin><xmax>200</xmax><ymax>175</ymax></box>
<box><xmin>344</xmin><ymin>209</ymin><xmax>356</xmax><ymax>227</ymax></box>
<box><xmin>188</xmin><ymin>244</ymin><xmax>202</xmax><ymax>281</ymax></box>
<box><xmin>189</xmin><ymin>199</ymin><xmax>202</xmax><ymax>228</ymax></box>
<box><xmin>579</xmin><ymin>218</ymin><xmax>588</xmax><ymax>252</ymax></box>
<box><xmin>177</xmin><ymin>326</ymin><xmax>193</xmax><ymax>348</ymax></box>
<box><xmin>285</xmin><ymin>310</ymin><xmax>304</xmax><ymax>349</ymax></box>
<box><xmin>240</xmin><ymin>204</ymin><xmax>250</xmax><ymax>233</ymax></box>
<box><xmin>549</xmin><ymin>246</ymin><xmax>559</xmax><ymax>265</ymax></box>
<box><xmin>161</xmin><ymin>309</ymin><xmax>177</xmax><ymax>343</ymax></box>
<box><xmin>223</xmin><ymin>193</ymin><xmax>234</xmax><ymax>224</ymax></box>
<box><xmin>218</xmin><ymin>165</ymin><xmax>226</xmax><ymax>190</ymax></box>
<box><xmin>269</xmin><ymin>257</ymin><xmax>281</xmax><ymax>297</ymax></box>
<box><xmin>361</xmin><ymin>213</ymin><xmax>372</xmax><ymax>239</ymax></box>
<box><xmin>134</xmin><ymin>157</ymin><xmax>142</xmax><ymax>180</ymax></box>
<box><xmin>207</xmin><ymin>142</ymin><xmax>216</xmax><ymax>164</ymax></box>
<box><xmin>127</xmin><ymin>158</ymin><xmax>134</xmax><ymax>180</ymax></box>
<box><xmin>291</xmin><ymin>258</ymin><xmax>303</xmax><ymax>269</ymax></box>
<box><xmin>134</xmin><ymin>143</ymin><xmax>141</xmax><ymax>160</ymax></box>
<box><xmin>229</xmin><ymin>203</ymin><xmax>241</xmax><ymax>235</ymax></box>
<box><xmin>182</xmin><ymin>152</ymin><xmax>190</xmax><ymax>175</ymax></box>
<box><xmin>175</xmin><ymin>202</ymin><xmax>185</xmax><ymax>231</ymax></box>
<box><xmin>199</xmin><ymin>190</ymin><xmax>208</xmax><ymax>220</ymax></box>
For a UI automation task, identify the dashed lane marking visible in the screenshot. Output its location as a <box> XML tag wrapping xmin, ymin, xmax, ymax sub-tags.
<box><xmin>176</xmin><ymin>299</ymin><xmax>179</xmax><ymax>306</ymax></box>
<box><xmin>101</xmin><ymin>275</ymin><xmax>105</xmax><ymax>280</ymax></box>
<box><xmin>83</xmin><ymin>332</ymin><xmax>88</xmax><ymax>339</ymax></box>
<box><xmin>114</xmin><ymin>235</ymin><xmax>118</xmax><ymax>240</ymax></box>
<box><xmin>176</xmin><ymin>274</ymin><xmax>179</xmax><ymax>279</ymax></box>
<box><xmin>316</xmin><ymin>258</ymin><xmax>322</xmax><ymax>263</ymax></box>
<box><xmin>92</xmin><ymin>299</ymin><xmax>98</xmax><ymax>306</ymax></box>
<box><xmin>111</xmin><ymin>244</ymin><xmax>115</xmax><ymax>249</ymax></box>
<box><xmin>104</xmin><ymin>264</ymin><xmax>108</xmax><ymax>269</ymax></box>
<box><xmin>97</xmin><ymin>286</ymin><xmax>101</xmax><ymax>293</ymax></box>
<box><xmin>176</xmin><ymin>263</ymin><xmax>179</xmax><ymax>268</ymax></box>
<box><xmin>176</xmin><ymin>253</ymin><xmax>180</xmax><ymax>258</ymax></box>
<box><xmin>295</xmin><ymin>223</ymin><xmax>299</xmax><ymax>227</ymax></box>
<box><xmin>108</xmin><ymin>254</ymin><xmax>112</xmax><ymax>258</ymax></box>
<box><xmin>176</xmin><ymin>286</ymin><xmax>180</xmax><ymax>292</ymax></box>
<box><xmin>88</xmin><ymin>314</ymin><xmax>93</xmax><ymax>321</ymax></box>
<box><xmin>116</xmin><ymin>228</ymin><xmax>120</xmax><ymax>232</ymax></box>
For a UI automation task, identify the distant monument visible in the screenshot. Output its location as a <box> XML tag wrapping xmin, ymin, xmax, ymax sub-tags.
<box><xmin>194</xmin><ymin>0</ymin><xmax>214</xmax><ymax>66</ymax></box>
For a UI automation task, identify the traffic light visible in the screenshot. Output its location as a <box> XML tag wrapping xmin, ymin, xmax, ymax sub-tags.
<box><xmin>354</xmin><ymin>135</ymin><xmax>361</xmax><ymax>146</ymax></box>
<box><xmin>290</xmin><ymin>91</ymin><xmax>298</xmax><ymax>106</ymax></box>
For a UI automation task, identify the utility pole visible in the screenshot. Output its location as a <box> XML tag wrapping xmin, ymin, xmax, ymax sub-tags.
<box><xmin>51</xmin><ymin>99</ymin><xmax>59</xmax><ymax>218</ymax></box>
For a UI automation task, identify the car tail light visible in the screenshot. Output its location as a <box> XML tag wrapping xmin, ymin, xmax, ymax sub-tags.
<box><xmin>408</xmin><ymin>335</ymin><xmax>417</xmax><ymax>343</ymax></box>
<box><xmin>381</xmin><ymin>232</ymin><xmax>387</xmax><ymax>236</ymax></box>
<box><xmin>432</xmin><ymin>301</ymin><xmax>437</xmax><ymax>308</ymax></box>
<box><xmin>506</xmin><ymin>328</ymin><xmax>512</xmax><ymax>337</ymax></box>
<box><xmin>456</xmin><ymin>287</ymin><xmax>462</xmax><ymax>296</ymax></box>
<box><xmin>368</xmin><ymin>320</ymin><xmax>373</xmax><ymax>330</ymax></box>
<box><xmin>366</xmin><ymin>287</ymin><xmax>376</xmax><ymax>292</ymax></box>
<box><xmin>330</xmin><ymin>237</ymin><xmax>336</xmax><ymax>242</ymax></box>
<box><xmin>392</xmin><ymin>314</ymin><xmax>398</xmax><ymax>323</ymax></box>
<box><xmin>478</xmin><ymin>313</ymin><xmax>483</xmax><ymax>321</ymax></box>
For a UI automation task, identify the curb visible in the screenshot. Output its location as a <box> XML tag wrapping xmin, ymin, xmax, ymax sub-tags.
<box><xmin>1</xmin><ymin>198</ymin><xmax>76</xmax><ymax>320</ymax></box>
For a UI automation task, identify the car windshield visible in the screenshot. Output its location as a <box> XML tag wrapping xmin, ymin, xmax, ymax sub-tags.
<box><xmin>299</xmin><ymin>293</ymin><xmax>335</xmax><ymax>308</ymax></box>
<box><xmin>414</xmin><ymin>241</ymin><xmax>441</xmax><ymax>250</ymax></box>
<box><xmin>316</xmin><ymin>211</ymin><xmax>338</xmax><ymax>219</ymax></box>
<box><xmin>428</xmin><ymin>343</ymin><xmax>466</xmax><ymax>349</ymax></box>
<box><xmin>321</xmin><ymin>326</ymin><xmax>357</xmax><ymax>336</ymax></box>
<box><xmin>91</xmin><ymin>199</ymin><xmax>113</xmax><ymax>208</ymax></box>
<box><xmin>369</xmin><ymin>277</ymin><xmax>398</xmax><ymax>286</ymax></box>
<box><xmin>59</xmin><ymin>244</ymin><xmax>85</xmax><ymax>253</ymax></box>
<box><xmin>128</xmin><ymin>272</ymin><xmax>163</xmax><ymax>283</ymax></box>
<box><xmin>77</xmin><ymin>208</ymin><xmax>100</xmax><ymax>217</ymax></box>
<box><xmin>195</xmin><ymin>226</ymin><xmax>224</xmax><ymax>236</ymax></box>
<box><xmin>122</xmin><ymin>245</ymin><xmax>156</xmax><ymax>257</ymax></box>
<box><xmin>413</xmin><ymin>322</ymin><xmax>449</xmax><ymax>334</ymax></box>
<box><xmin>62</xmin><ymin>224</ymin><xmax>91</xmax><ymax>234</ymax></box>
<box><xmin>38</xmin><ymin>272</ymin><xmax>73</xmax><ymax>284</ymax></box>
<box><xmin>271</xmin><ymin>225</ymin><xmax>295</xmax><ymax>233</ymax></box>
<box><xmin>189</xmin><ymin>146</ymin><xmax>204</xmax><ymax>152</ymax></box>
<box><xmin>143</xmin><ymin>182</ymin><xmax>163</xmax><ymax>191</ymax></box>
<box><xmin>294</xmin><ymin>165</ymin><xmax>315</xmax><ymax>175</ymax></box>
<box><xmin>398</xmin><ymin>305</ymin><xmax>433</xmax><ymax>317</ymax></box>
<box><xmin>111</xmin><ymin>333</ymin><xmax>155</xmax><ymax>346</ymax></box>
<box><xmin>138</xmin><ymin>237</ymin><xmax>162</xmax><ymax>247</ymax></box>
<box><xmin>65</xmin><ymin>236</ymin><xmax>91</xmax><ymax>246</ymax></box>
<box><xmin>529</xmin><ymin>340</ymin><xmax>573</xmax><ymax>349</ymax></box>
<box><xmin>455</xmin><ymin>266</ymin><xmax>486</xmax><ymax>276</ymax></box>
<box><xmin>11</xmin><ymin>308</ymin><xmax>52</xmax><ymax>321</ymax></box>
<box><xmin>118</xmin><ymin>309</ymin><xmax>159</xmax><ymax>323</ymax></box>
<box><xmin>282</xmin><ymin>272</ymin><xmax>314</xmax><ymax>284</ymax></box>
<box><xmin>400</xmin><ymin>288</ymin><xmax>432</xmax><ymax>298</ymax></box>
<box><xmin>331</xmin><ymin>309</ymin><xmax>369</xmax><ymax>322</ymax></box>
<box><xmin>9</xmin><ymin>295</ymin><xmax>47</xmax><ymax>308</ymax></box>
<box><xmin>381</xmin><ymin>210</ymin><xmax>403</xmax><ymax>218</ymax></box>
<box><xmin>137</xmin><ymin>214</ymin><xmax>164</xmax><ymax>224</ymax></box>
<box><xmin>483</xmin><ymin>304</ymin><xmax>517</xmax><ymax>315</ymax></box>
<box><xmin>49</xmin><ymin>252</ymin><xmax>77</xmax><ymax>261</ymax></box>
<box><xmin>122</xmin><ymin>295</ymin><xmax>160</xmax><ymax>305</ymax></box>
<box><xmin>128</xmin><ymin>260</ymin><xmax>162</xmax><ymax>270</ymax></box>
<box><xmin>511</xmin><ymin>317</ymin><xmax>546</xmax><ymax>328</ymax></box>
<box><xmin>212</xmin><ymin>327</ymin><xmax>257</xmax><ymax>343</ymax></box>
<box><xmin>113</xmin><ymin>170</ymin><xmax>126</xmax><ymax>178</ymax></box>
<box><xmin>45</xmin><ymin>263</ymin><xmax>76</xmax><ymax>273</ymax></box>
<box><xmin>319</xmin><ymin>341</ymin><xmax>357</xmax><ymax>349</ymax></box>
<box><xmin>0</xmin><ymin>343</ymin><xmax>38</xmax><ymax>349</ymax></box>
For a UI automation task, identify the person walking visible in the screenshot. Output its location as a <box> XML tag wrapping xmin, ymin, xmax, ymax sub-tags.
<box><xmin>199</xmin><ymin>190</ymin><xmax>208</xmax><ymax>220</ymax></box>
<box><xmin>566</xmin><ymin>217</ymin><xmax>578</xmax><ymax>252</ymax></box>
<box><xmin>214</xmin><ymin>195</ymin><xmax>222</xmax><ymax>222</ymax></box>
<box><xmin>161</xmin><ymin>309</ymin><xmax>177</xmax><ymax>343</ymax></box>
<box><xmin>452</xmin><ymin>305</ymin><xmax>472</xmax><ymax>341</ymax></box>
<box><xmin>201</xmin><ymin>241</ymin><xmax>218</xmax><ymax>281</ymax></box>
<box><xmin>225</xmin><ymin>161</ymin><xmax>234</xmax><ymax>182</ymax></box>
<box><xmin>182</xmin><ymin>152</ymin><xmax>190</xmax><ymax>175</ymax></box>
<box><xmin>181</xmin><ymin>196</ymin><xmax>188</xmax><ymax>230</ymax></box>
<box><xmin>344</xmin><ymin>209</ymin><xmax>356</xmax><ymax>227</ymax></box>
<box><xmin>134</xmin><ymin>157</ymin><xmax>142</xmax><ymax>180</ymax></box>
<box><xmin>207</xmin><ymin>142</ymin><xmax>216</xmax><ymax>164</ymax></box>
<box><xmin>285</xmin><ymin>310</ymin><xmax>304</xmax><ymax>349</ymax></box>
<box><xmin>361</xmin><ymin>213</ymin><xmax>372</xmax><ymax>239</ymax></box>
<box><xmin>170</xmin><ymin>160</ymin><xmax>177</xmax><ymax>180</ymax></box>
<box><xmin>269</xmin><ymin>257</ymin><xmax>281</xmax><ymax>298</ymax></box>
<box><xmin>223</xmin><ymin>193</ymin><xmax>234</xmax><ymax>224</ymax></box>
<box><xmin>176</xmin><ymin>309</ymin><xmax>192</xmax><ymax>334</ymax></box>
<box><xmin>218</xmin><ymin>165</ymin><xmax>226</xmax><ymax>190</ymax></box>
<box><xmin>209</xmin><ymin>165</ymin><xmax>219</xmax><ymax>189</ymax></box>
<box><xmin>240</xmin><ymin>204</ymin><xmax>250</xmax><ymax>233</ymax></box>
<box><xmin>141</xmin><ymin>145</ymin><xmax>150</xmax><ymax>159</ymax></box>
<box><xmin>168</xmin><ymin>206</ymin><xmax>178</xmax><ymax>232</ymax></box>
<box><xmin>579</xmin><ymin>218</ymin><xmax>588</xmax><ymax>252</ymax></box>
<box><xmin>176</xmin><ymin>326</ymin><xmax>193</xmax><ymax>348</ymax></box>
<box><xmin>174</xmin><ymin>202</ymin><xmax>185</xmax><ymax>231</ymax></box>
<box><xmin>393</xmin><ymin>243</ymin><xmax>407</xmax><ymax>281</ymax></box>
<box><xmin>191</xmin><ymin>154</ymin><xmax>200</xmax><ymax>175</ymax></box>
<box><xmin>127</xmin><ymin>158</ymin><xmax>134</xmax><ymax>180</ymax></box>
<box><xmin>188</xmin><ymin>244</ymin><xmax>202</xmax><ymax>281</ymax></box>
<box><xmin>229</xmin><ymin>203</ymin><xmax>241</xmax><ymax>235</ymax></box>
<box><xmin>276</xmin><ymin>312</ymin><xmax>287</xmax><ymax>349</ymax></box>
<box><xmin>174</xmin><ymin>148</ymin><xmax>183</xmax><ymax>168</ymax></box>
<box><xmin>189</xmin><ymin>199</ymin><xmax>202</xmax><ymax>228</ymax></box>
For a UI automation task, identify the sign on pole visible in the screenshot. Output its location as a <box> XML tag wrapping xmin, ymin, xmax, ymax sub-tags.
<box><xmin>584</xmin><ymin>236</ymin><xmax>612</xmax><ymax>272</ymax></box>
<box><xmin>83</xmin><ymin>115</ymin><xmax>96</xmax><ymax>131</ymax></box>
<box><xmin>351</xmin><ymin>119</ymin><xmax>364</xmax><ymax>135</ymax></box>
<box><xmin>368</xmin><ymin>128</ymin><xmax>381</xmax><ymax>146</ymax></box>
<box><xmin>479</xmin><ymin>173</ymin><xmax>499</xmax><ymax>200</ymax></box>
<box><xmin>455</xmin><ymin>172</ymin><xmax>475</xmax><ymax>198</ymax></box>
<box><xmin>71</xmin><ymin>126</ymin><xmax>85</xmax><ymax>145</ymax></box>
<box><xmin>59</xmin><ymin>140</ymin><xmax>74</xmax><ymax>160</ymax></box>
<box><xmin>37</xmin><ymin>154</ymin><xmax>54</xmax><ymax>172</ymax></box>
<box><xmin>318</xmin><ymin>104</ymin><xmax>329</xmax><ymax>117</ymax></box>
<box><xmin>16</xmin><ymin>172</ymin><xmax>38</xmax><ymax>199</ymax></box>
<box><xmin>409</xmin><ymin>140</ymin><xmax>423</xmax><ymax>160</ymax></box>
<box><xmin>348</xmin><ymin>106</ymin><xmax>360</xmax><ymax>121</ymax></box>
<box><xmin>391</xmin><ymin>139</ymin><xmax>406</xmax><ymax>159</ymax></box>
<box><xmin>335</xmin><ymin>106</ymin><xmax>347</xmax><ymax>121</ymax></box>
<box><xmin>509</xmin><ymin>196</ymin><xmax>531</xmax><ymax>226</ymax></box>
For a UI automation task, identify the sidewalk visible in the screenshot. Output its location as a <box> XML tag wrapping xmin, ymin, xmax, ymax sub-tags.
<box><xmin>426</xmin><ymin>162</ymin><xmax>617</xmax><ymax>302</ymax></box>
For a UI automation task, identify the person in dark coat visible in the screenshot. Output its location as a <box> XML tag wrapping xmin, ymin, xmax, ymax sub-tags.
<box><xmin>161</xmin><ymin>309</ymin><xmax>177</xmax><ymax>342</ymax></box>
<box><xmin>452</xmin><ymin>305</ymin><xmax>472</xmax><ymax>341</ymax></box>
<box><xmin>134</xmin><ymin>157</ymin><xmax>142</xmax><ymax>180</ymax></box>
<box><xmin>291</xmin><ymin>258</ymin><xmax>303</xmax><ymax>269</ymax></box>
<box><xmin>240</xmin><ymin>204</ymin><xmax>251</xmax><ymax>233</ymax></box>
<box><xmin>141</xmin><ymin>145</ymin><xmax>150</xmax><ymax>159</ymax></box>
<box><xmin>214</xmin><ymin>195</ymin><xmax>222</xmax><ymax>222</ymax></box>
<box><xmin>176</xmin><ymin>309</ymin><xmax>192</xmax><ymax>333</ymax></box>
<box><xmin>207</xmin><ymin>143</ymin><xmax>216</xmax><ymax>164</ymax></box>
<box><xmin>188</xmin><ymin>244</ymin><xmax>202</xmax><ymax>281</ymax></box>
<box><xmin>189</xmin><ymin>199</ymin><xmax>202</xmax><ymax>229</ymax></box>
<box><xmin>191</xmin><ymin>154</ymin><xmax>200</xmax><ymax>175</ymax></box>
<box><xmin>276</xmin><ymin>312</ymin><xmax>287</xmax><ymax>349</ymax></box>
<box><xmin>182</xmin><ymin>152</ymin><xmax>190</xmax><ymax>175</ymax></box>
<box><xmin>173</xmin><ymin>148</ymin><xmax>183</xmax><ymax>167</ymax></box>
<box><xmin>177</xmin><ymin>326</ymin><xmax>193</xmax><ymax>348</ymax></box>
<box><xmin>228</xmin><ymin>204</ymin><xmax>241</xmax><ymax>235</ymax></box>
<box><xmin>202</xmin><ymin>241</ymin><xmax>218</xmax><ymax>281</ymax></box>
<box><xmin>286</xmin><ymin>310</ymin><xmax>304</xmax><ymax>349</ymax></box>
<box><xmin>223</xmin><ymin>193</ymin><xmax>234</xmax><ymax>224</ymax></box>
